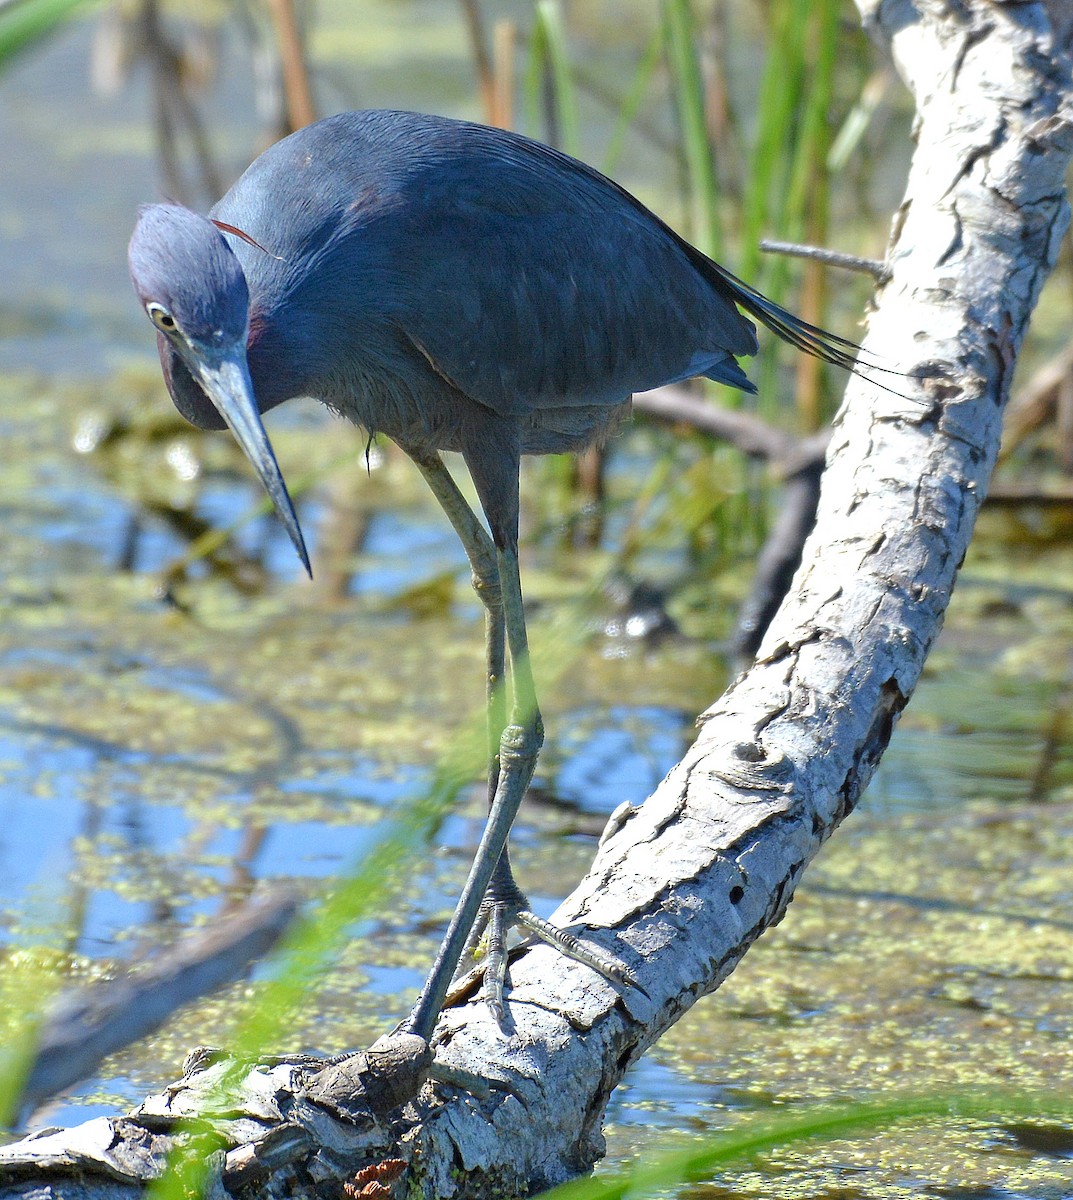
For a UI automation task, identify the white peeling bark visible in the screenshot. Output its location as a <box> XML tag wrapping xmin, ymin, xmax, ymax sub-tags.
<box><xmin>2</xmin><ymin>3</ymin><xmax>1071</xmax><ymax>1198</ymax></box>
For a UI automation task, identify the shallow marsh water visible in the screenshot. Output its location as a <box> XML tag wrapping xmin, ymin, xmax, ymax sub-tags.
<box><xmin>3</xmin><ymin>369</ymin><xmax>1073</xmax><ymax>1197</ymax></box>
<box><xmin>2</xmin><ymin>7</ymin><xmax>1072</xmax><ymax>1199</ymax></box>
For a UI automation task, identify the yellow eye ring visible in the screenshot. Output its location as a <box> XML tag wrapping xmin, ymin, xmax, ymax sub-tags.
<box><xmin>147</xmin><ymin>303</ymin><xmax>178</xmax><ymax>333</ymax></box>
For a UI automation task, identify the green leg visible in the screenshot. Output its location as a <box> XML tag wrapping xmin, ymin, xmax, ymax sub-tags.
<box><xmin>404</xmin><ymin>452</ymin><xmax>630</xmax><ymax>1041</ymax></box>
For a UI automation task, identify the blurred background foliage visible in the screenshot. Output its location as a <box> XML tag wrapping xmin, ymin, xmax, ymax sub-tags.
<box><xmin>2</xmin><ymin>2</ymin><xmax>1073</xmax><ymax>1196</ymax></box>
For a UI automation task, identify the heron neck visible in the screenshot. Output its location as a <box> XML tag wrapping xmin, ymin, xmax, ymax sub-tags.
<box><xmin>245</xmin><ymin>305</ymin><xmax>318</xmax><ymax>412</ymax></box>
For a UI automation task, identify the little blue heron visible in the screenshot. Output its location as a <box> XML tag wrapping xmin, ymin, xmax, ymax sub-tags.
<box><xmin>129</xmin><ymin>109</ymin><xmax>863</xmax><ymax>1041</ymax></box>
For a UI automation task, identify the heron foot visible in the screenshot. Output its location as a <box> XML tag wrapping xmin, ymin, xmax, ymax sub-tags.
<box><xmin>456</xmin><ymin>872</ymin><xmax>636</xmax><ymax>1026</ymax></box>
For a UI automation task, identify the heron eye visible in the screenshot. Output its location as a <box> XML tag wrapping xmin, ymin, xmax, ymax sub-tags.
<box><xmin>147</xmin><ymin>303</ymin><xmax>178</xmax><ymax>333</ymax></box>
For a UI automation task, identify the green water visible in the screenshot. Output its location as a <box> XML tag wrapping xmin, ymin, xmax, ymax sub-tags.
<box><xmin>1</xmin><ymin>5</ymin><xmax>1071</xmax><ymax>1198</ymax></box>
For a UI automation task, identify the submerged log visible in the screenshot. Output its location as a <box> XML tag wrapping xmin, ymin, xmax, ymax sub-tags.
<box><xmin>19</xmin><ymin>890</ymin><xmax>299</xmax><ymax>1123</ymax></box>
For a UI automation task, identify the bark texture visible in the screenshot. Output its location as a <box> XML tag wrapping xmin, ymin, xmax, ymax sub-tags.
<box><xmin>2</xmin><ymin>3</ymin><xmax>1071</xmax><ymax>1197</ymax></box>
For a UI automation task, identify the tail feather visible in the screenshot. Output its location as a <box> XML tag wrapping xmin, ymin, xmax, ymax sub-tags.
<box><xmin>713</xmin><ymin>263</ymin><xmax>865</xmax><ymax>373</ymax></box>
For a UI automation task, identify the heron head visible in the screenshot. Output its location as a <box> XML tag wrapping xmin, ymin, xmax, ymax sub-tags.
<box><xmin>129</xmin><ymin>204</ymin><xmax>310</xmax><ymax>576</ymax></box>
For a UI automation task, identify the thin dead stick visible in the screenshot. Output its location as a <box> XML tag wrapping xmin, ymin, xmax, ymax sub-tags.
<box><xmin>760</xmin><ymin>238</ymin><xmax>888</xmax><ymax>280</ymax></box>
<box><xmin>266</xmin><ymin>0</ymin><xmax>316</xmax><ymax>130</ymax></box>
<box><xmin>460</xmin><ymin>0</ymin><xmax>496</xmax><ymax>125</ymax></box>
<box><xmin>1000</xmin><ymin>339</ymin><xmax>1073</xmax><ymax>461</ymax></box>
<box><xmin>633</xmin><ymin>385</ymin><xmax>830</xmax><ymax>475</ymax></box>
<box><xmin>492</xmin><ymin>20</ymin><xmax>516</xmax><ymax>129</ymax></box>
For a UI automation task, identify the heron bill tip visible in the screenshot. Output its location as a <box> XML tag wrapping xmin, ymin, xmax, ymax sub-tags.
<box><xmin>192</xmin><ymin>352</ymin><xmax>312</xmax><ymax>579</ymax></box>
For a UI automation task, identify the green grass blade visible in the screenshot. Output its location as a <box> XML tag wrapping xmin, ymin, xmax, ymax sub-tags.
<box><xmin>756</xmin><ymin>0</ymin><xmax>840</xmax><ymax>421</ymax></box>
<box><xmin>601</xmin><ymin>26</ymin><xmax>663</xmax><ymax>179</ymax></box>
<box><xmin>529</xmin><ymin>0</ymin><xmax>580</xmax><ymax>156</ymax></box>
<box><xmin>541</xmin><ymin>1090</ymin><xmax>1073</xmax><ymax>1199</ymax></box>
<box><xmin>740</xmin><ymin>0</ymin><xmax>819</xmax><ymax>287</ymax></box>
<box><xmin>661</xmin><ymin>0</ymin><xmax>720</xmax><ymax>259</ymax></box>
<box><xmin>229</xmin><ymin>755</ymin><xmax>476</xmax><ymax>1063</ymax></box>
<box><xmin>0</xmin><ymin>946</ymin><xmax>67</xmax><ymax>1125</ymax></box>
<box><xmin>523</xmin><ymin>13</ymin><xmax>549</xmax><ymax>139</ymax></box>
<box><xmin>828</xmin><ymin>66</ymin><xmax>893</xmax><ymax>172</ymax></box>
<box><xmin>0</xmin><ymin>0</ymin><xmax>97</xmax><ymax>70</ymax></box>
<box><xmin>779</xmin><ymin>0</ymin><xmax>839</xmax><ymax>273</ymax></box>
<box><xmin>142</xmin><ymin>729</ymin><xmax>487</xmax><ymax>1200</ymax></box>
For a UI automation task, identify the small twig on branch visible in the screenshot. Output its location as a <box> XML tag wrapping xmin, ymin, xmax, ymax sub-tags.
<box><xmin>759</xmin><ymin>238</ymin><xmax>889</xmax><ymax>280</ymax></box>
<box><xmin>981</xmin><ymin>483</ymin><xmax>1073</xmax><ymax>505</ymax></box>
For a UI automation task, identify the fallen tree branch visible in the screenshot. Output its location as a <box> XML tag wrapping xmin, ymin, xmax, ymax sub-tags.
<box><xmin>999</xmin><ymin>337</ymin><xmax>1073</xmax><ymax>462</ymax></box>
<box><xmin>634</xmin><ymin>387</ymin><xmax>831</xmax><ymax>655</ymax></box>
<box><xmin>730</xmin><ymin>459</ymin><xmax>824</xmax><ymax>664</ymax></box>
<box><xmin>1</xmin><ymin>2</ymin><xmax>1071</xmax><ymax>1196</ymax></box>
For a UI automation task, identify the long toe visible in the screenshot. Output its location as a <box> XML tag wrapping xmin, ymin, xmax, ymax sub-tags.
<box><xmin>482</xmin><ymin>901</ymin><xmax>512</xmax><ymax>1024</ymax></box>
<box><xmin>462</xmin><ymin>889</ymin><xmax>637</xmax><ymax>1026</ymax></box>
<box><xmin>513</xmin><ymin>909</ymin><xmax>637</xmax><ymax>988</ymax></box>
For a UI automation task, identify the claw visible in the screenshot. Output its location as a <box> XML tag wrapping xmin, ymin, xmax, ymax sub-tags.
<box><xmin>428</xmin><ymin>1060</ymin><xmax>526</xmax><ymax>1104</ymax></box>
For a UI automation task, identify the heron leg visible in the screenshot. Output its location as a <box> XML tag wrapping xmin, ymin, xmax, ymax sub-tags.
<box><xmin>446</xmin><ymin>541</ymin><xmax>635</xmax><ymax>1024</ymax></box>
<box><xmin>403</xmin><ymin>450</ymin><xmax>631</xmax><ymax>1039</ymax></box>
<box><xmin>404</xmin><ymin>451</ymin><xmax>514</xmax><ymax>1040</ymax></box>
<box><xmin>406</xmin><ymin>694</ymin><xmax>535</xmax><ymax>1039</ymax></box>
<box><xmin>406</xmin><ymin>451</ymin><xmax>506</xmax><ymax>779</ymax></box>
<box><xmin>484</xmin><ymin>541</ymin><xmax>539</xmax><ymax>979</ymax></box>
<box><xmin>405</xmin><ymin>451</ymin><xmax>507</xmax><ymax>946</ymax></box>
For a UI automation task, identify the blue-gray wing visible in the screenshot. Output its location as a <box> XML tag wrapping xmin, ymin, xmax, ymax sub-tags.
<box><xmin>381</xmin><ymin>121</ymin><xmax>759</xmax><ymax>416</ymax></box>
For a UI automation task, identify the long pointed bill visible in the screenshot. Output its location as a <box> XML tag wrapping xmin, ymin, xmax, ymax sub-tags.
<box><xmin>192</xmin><ymin>350</ymin><xmax>312</xmax><ymax>577</ymax></box>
